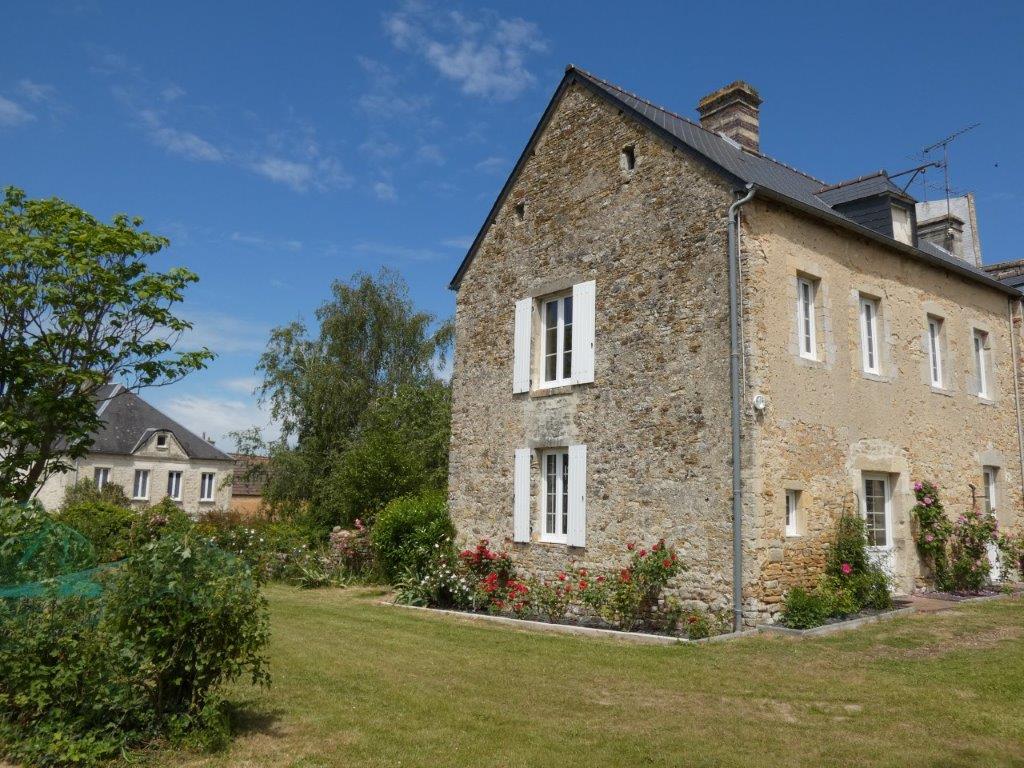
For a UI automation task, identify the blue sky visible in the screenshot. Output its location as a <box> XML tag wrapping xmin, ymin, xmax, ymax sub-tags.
<box><xmin>3</xmin><ymin>0</ymin><xmax>1022</xmax><ymax>449</ymax></box>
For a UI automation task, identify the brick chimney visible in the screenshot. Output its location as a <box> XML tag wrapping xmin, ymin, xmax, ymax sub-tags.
<box><xmin>917</xmin><ymin>213</ymin><xmax>965</xmax><ymax>260</ymax></box>
<box><xmin>697</xmin><ymin>81</ymin><xmax>762</xmax><ymax>152</ymax></box>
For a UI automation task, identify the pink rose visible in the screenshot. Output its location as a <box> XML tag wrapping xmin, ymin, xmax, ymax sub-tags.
<box><xmin>841</xmin><ymin>563</ymin><xmax>853</xmax><ymax>575</ymax></box>
<box><xmin>923</xmin><ymin>496</ymin><xmax>933</xmax><ymax>506</ymax></box>
<box><xmin>914</xmin><ymin>481</ymin><xmax>923</xmax><ymax>492</ymax></box>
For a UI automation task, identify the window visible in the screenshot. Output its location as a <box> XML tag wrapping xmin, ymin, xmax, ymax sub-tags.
<box><xmin>156</xmin><ymin>433</ymin><xmax>168</xmax><ymax>449</ymax></box>
<box><xmin>93</xmin><ymin>467</ymin><xmax>110</xmax><ymax>489</ymax></box>
<box><xmin>621</xmin><ymin>145</ymin><xmax>636</xmax><ymax>171</ymax></box>
<box><xmin>167</xmin><ymin>470</ymin><xmax>182</xmax><ymax>501</ymax></box>
<box><xmin>859</xmin><ymin>296</ymin><xmax>879</xmax><ymax>374</ymax></box>
<box><xmin>983</xmin><ymin>466</ymin><xmax>998</xmax><ymax>516</ymax></box>
<box><xmin>541</xmin><ymin>294</ymin><xmax>573</xmax><ymax>386</ymax></box>
<box><xmin>785</xmin><ymin>489</ymin><xmax>800</xmax><ymax>537</ymax></box>
<box><xmin>796</xmin><ymin>277</ymin><xmax>817</xmax><ymax>360</ymax></box>
<box><xmin>891</xmin><ymin>205</ymin><xmax>913</xmax><ymax>245</ymax></box>
<box><xmin>132</xmin><ymin>469</ymin><xmax>150</xmax><ymax>500</ymax></box>
<box><xmin>200</xmin><ymin>472</ymin><xmax>215</xmax><ymax>502</ymax></box>
<box><xmin>927</xmin><ymin>316</ymin><xmax>944</xmax><ymax>388</ymax></box>
<box><xmin>974</xmin><ymin>329</ymin><xmax>990</xmax><ymax>398</ymax></box>
<box><xmin>541</xmin><ymin>450</ymin><xmax>570</xmax><ymax>543</ymax></box>
<box><xmin>861</xmin><ymin>473</ymin><xmax>890</xmax><ymax>548</ymax></box>
<box><xmin>514</xmin><ymin>202</ymin><xmax>525</xmax><ymax>222</ymax></box>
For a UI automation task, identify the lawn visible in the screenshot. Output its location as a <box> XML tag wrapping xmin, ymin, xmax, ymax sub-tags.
<box><xmin>154</xmin><ymin>586</ymin><xmax>1024</xmax><ymax>768</ymax></box>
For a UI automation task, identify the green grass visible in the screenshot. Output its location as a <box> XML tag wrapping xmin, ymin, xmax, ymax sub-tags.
<box><xmin>154</xmin><ymin>586</ymin><xmax>1024</xmax><ymax>768</ymax></box>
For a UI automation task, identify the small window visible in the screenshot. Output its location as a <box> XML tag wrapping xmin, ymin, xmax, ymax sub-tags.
<box><xmin>862</xmin><ymin>473</ymin><xmax>890</xmax><ymax>548</ymax></box>
<box><xmin>983</xmin><ymin>466</ymin><xmax>998</xmax><ymax>516</ymax></box>
<box><xmin>167</xmin><ymin>470</ymin><xmax>182</xmax><ymax>501</ymax></box>
<box><xmin>540</xmin><ymin>449</ymin><xmax>570</xmax><ymax>543</ymax></box>
<box><xmin>796</xmin><ymin>277</ymin><xmax>818</xmax><ymax>360</ymax></box>
<box><xmin>974</xmin><ymin>329</ymin><xmax>990</xmax><ymax>398</ymax></box>
<box><xmin>891</xmin><ymin>205</ymin><xmax>913</xmax><ymax>245</ymax></box>
<box><xmin>156</xmin><ymin>433</ymin><xmax>168</xmax><ymax>449</ymax></box>
<box><xmin>927</xmin><ymin>316</ymin><xmax>944</xmax><ymax>388</ymax></box>
<box><xmin>621</xmin><ymin>145</ymin><xmax>636</xmax><ymax>172</ymax></box>
<box><xmin>94</xmin><ymin>467</ymin><xmax>110</xmax><ymax>490</ymax></box>
<box><xmin>785</xmin><ymin>489</ymin><xmax>801</xmax><ymax>537</ymax></box>
<box><xmin>859</xmin><ymin>295</ymin><xmax>880</xmax><ymax>374</ymax></box>
<box><xmin>200</xmin><ymin>472</ymin><xmax>215</xmax><ymax>502</ymax></box>
<box><xmin>540</xmin><ymin>293</ymin><xmax>574</xmax><ymax>387</ymax></box>
<box><xmin>132</xmin><ymin>469</ymin><xmax>150</xmax><ymax>500</ymax></box>
<box><xmin>514</xmin><ymin>201</ymin><xmax>525</xmax><ymax>222</ymax></box>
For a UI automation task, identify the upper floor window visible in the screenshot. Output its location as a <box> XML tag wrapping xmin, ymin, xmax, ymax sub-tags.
<box><xmin>785</xmin><ymin>489</ymin><xmax>801</xmax><ymax>537</ymax></box>
<box><xmin>542</xmin><ymin>294</ymin><xmax>573</xmax><ymax>386</ymax></box>
<box><xmin>891</xmin><ymin>205</ymin><xmax>913</xmax><ymax>245</ymax></box>
<box><xmin>859</xmin><ymin>295</ymin><xmax>880</xmax><ymax>374</ymax></box>
<box><xmin>927</xmin><ymin>316</ymin><xmax>944</xmax><ymax>388</ymax></box>
<box><xmin>133</xmin><ymin>469</ymin><xmax>150</xmax><ymax>500</ymax></box>
<box><xmin>796</xmin><ymin>276</ymin><xmax>817</xmax><ymax>360</ymax></box>
<box><xmin>94</xmin><ymin>467</ymin><xmax>110</xmax><ymax>490</ymax></box>
<box><xmin>156</xmin><ymin>433</ymin><xmax>168</xmax><ymax>449</ymax></box>
<box><xmin>200</xmin><ymin>472</ymin><xmax>216</xmax><ymax>502</ymax></box>
<box><xmin>973</xmin><ymin>329</ymin><xmax>990</xmax><ymax>399</ymax></box>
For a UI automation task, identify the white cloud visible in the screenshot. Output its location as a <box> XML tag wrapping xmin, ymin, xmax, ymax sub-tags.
<box><xmin>157</xmin><ymin>393</ymin><xmax>280</xmax><ymax>451</ymax></box>
<box><xmin>354</xmin><ymin>240</ymin><xmax>443</xmax><ymax>262</ymax></box>
<box><xmin>384</xmin><ymin>4</ymin><xmax>547</xmax><ymax>100</ymax></box>
<box><xmin>161</xmin><ymin>84</ymin><xmax>186</xmax><ymax>102</ymax></box>
<box><xmin>229</xmin><ymin>231</ymin><xmax>303</xmax><ymax>251</ymax></box>
<box><xmin>360</xmin><ymin>136</ymin><xmax>402</xmax><ymax>160</ymax></box>
<box><xmin>441</xmin><ymin>235</ymin><xmax>474</xmax><ymax>249</ymax></box>
<box><xmin>475</xmin><ymin>155</ymin><xmax>507</xmax><ymax>174</ymax></box>
<box><xmin>416</xmin><ymin>143</ymin><xmax>444</xmax><ymax>165</ymax></box>
<box><xmin>252</xmin><ymin>156</ymin><xmax>312</xmax><ymax>190</ymax></box>
<box><xmin>372</xmin><ymin>180</ymin><xmax>397</xmax><ymax>201</ymax></box>
<box><xmin>179</xmin><ymin>310</ymin><xmax>271</xmax><ymax>355</ymax></box>
<box><xmin>356</xmin><ymin>55</ymin><xmax>430</xmax><ymax>118</ymax></box>
<box><xmin>138</xmin><ymin>108</ymin><xmax>224</xmax><ymax>162</ymax></box>
<box><xmin>222</xmin><ymin>376</ymin><xmax>261</xmax><ymax>395</ymax></box>
<box><xmin>16</xmin><ymin>79</ymin><xmax>56</xmax><ymax>103</ymax></box>
<box><xmin>0</xmin><ymin>95</ymin><xmax>34</xmax><ymax>126</ymax></box>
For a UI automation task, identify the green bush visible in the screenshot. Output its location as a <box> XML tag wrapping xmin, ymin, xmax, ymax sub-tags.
<box><xmin>61</xmin><ymin>477</ymin><xmax>132</xmax><ymax>509</ymax></box>
<box><xmin>825</xmin><ymin>514</ymin><xmax>870</xmax><ymax>578</ymax></box>
<box><xmin>54</xmin><ymin>500</ymin><xmax>136</xmax><ymax>562</ymax></box>
<box><xmin>371</xmin><ymin>490</ymin><xmax>453</xmax><ymax>581</ymax></box>
<box><xmin>780</xmin><ymin>587</ymin><xmax>832</xmax><ymax>629</ymax></box>
<box><xmin>0</xmin><ymin>498</ymin><xmax>96</xmax><ymax>584</ymax></box>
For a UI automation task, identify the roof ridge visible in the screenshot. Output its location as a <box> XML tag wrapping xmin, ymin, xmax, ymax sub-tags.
<box><xmin>816</xmin><ymin>170</ymin><xmax>889</xmax><ymax>193</ymax></box>
<box><xmin>567</xmin><ymin>65</ymin><xmax>827</xmax><ymax>187</ymax></box>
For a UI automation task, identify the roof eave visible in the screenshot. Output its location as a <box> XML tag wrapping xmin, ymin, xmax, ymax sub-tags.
<box><xmin>751</xmin><ymin>184</ymin><xmax>1022</xmax><ymax>297</ymax></box>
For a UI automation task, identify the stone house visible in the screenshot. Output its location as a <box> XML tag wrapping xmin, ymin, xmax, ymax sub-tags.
<box><xmin>36</xmin><ymin>384</ymin><xmax>234</xmax><ymax>514</ymax></box>
<box><xmin>447</xmin><ymin>66</ymin><xmax>1024</xmax><ymax>627</ymax></box>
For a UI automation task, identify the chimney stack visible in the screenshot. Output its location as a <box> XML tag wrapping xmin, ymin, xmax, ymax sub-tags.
<box><xmin>917</xmin><ymin>213</ymin><xmax>965</xmax><ymax>260</ymax></box>
<box><xmin>697</xmin><ymin>81</ymin><xmax>762</xmax><ymax>153</ymax></box>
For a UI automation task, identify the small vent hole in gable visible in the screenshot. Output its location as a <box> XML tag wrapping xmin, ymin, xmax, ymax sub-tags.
<box><xmin>621</xmin><ymin>145</ymin><xmax>636</xmax><ymax>172</ymax></box>
<box><xmin>514</xmin><ymin>201</ymin><xmax>525</xmax><ymax>222</ymax></box>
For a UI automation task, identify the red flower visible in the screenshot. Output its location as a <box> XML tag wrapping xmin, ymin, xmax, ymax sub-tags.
<box><xmin>626</xmin><ymin>542</ymin><xmax>635</xmax><ymax>551</ymax></box>
<box><xmin>578</xmin><ymin>568</ymin><xmax>588</xmax><ymax>577</ymax></box>
<box><xmin>579</xmin><ymin>580</ymin><xmax>589</xmax><ymax>590</ymax></box>
<box><xmin>620</xmin><ymin>568</ymin><xmax>632</xmax><ymax>583</ymax></box>
<box><xmin>557</xmin><ymin>571</ymin><xmax>567</xmax><ymax>581</ymax></box>
<box><xmin>663</xmin><ymin>558</ymin><xmax>672</xmax><ymax>568</ymax></box>
<box><xmin>596</xmin><ymin>575</ymin><xmax>605</xmax><ymax>583</ymax></box>
<box><xmin>639</xmin><ymin>549</ymin><xmax>647</xmax><ymax>557</ymax></box>
<box><xmin>652</xmin><ymin>542</ymin><xmax>661</xmax><ymax>553</ymax></box>
<box><xmin>841</xmin><ymin>563</ymin><xmax>853</xmax><ymax>575</ymax></box>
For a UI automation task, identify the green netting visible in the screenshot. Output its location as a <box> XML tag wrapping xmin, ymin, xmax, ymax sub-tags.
<box><xmin>0</xmin><ymin>510</ymin><xmax>112</xmax><ymax>600</ymax></box>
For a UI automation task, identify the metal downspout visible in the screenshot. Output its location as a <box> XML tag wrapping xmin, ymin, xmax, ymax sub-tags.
<box><xmin>729</xmin><ymin>184</ymin><xmax>755</xmax><ymax>633</ymax></box>
<box><xmin>1008</xmin><ymin>298</ymin><xmax>1024</xmax><ymax>506</ymax></box>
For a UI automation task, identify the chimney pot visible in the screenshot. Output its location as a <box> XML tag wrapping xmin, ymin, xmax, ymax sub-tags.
<box><xmin>697</xmin><ymin>81</ymin><xmax>762</xmax><ymax>153</ymax></box>
<box><xmin>917</xmin><ymin>213</ymin><xmax>965</xmax><ymax>260</ymax></box>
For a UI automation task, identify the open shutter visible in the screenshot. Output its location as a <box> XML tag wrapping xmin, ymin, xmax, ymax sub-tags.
<box><xmin>513</xmin><ymin>298</ymin><xmax>532</xmax><ymax>393</ymax></box>
<box><xmin>513</xmin><ymin>448</ymin><xmax>531</xmax><ymax>543</ymax></box>
<box><xmin>573</xmin><ymin>280</ymin><xmax>596</xmax><ymax>384</ymax></box>
<box><xmin>567</xmin><ymin>444</ymin><xmax>587</xmax><ymax>547</ymax></box>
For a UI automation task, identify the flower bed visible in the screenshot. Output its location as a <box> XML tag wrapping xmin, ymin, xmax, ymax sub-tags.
<box><xmin>394</xmin><ymin>539</ymin><xmax>731</xmax><ymax>640</ymax></box>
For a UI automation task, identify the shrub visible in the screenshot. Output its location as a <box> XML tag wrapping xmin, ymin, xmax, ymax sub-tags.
<box><xmin>825</xmin><ymin>514</ymin><xmax>870</xmax><ymax>578</ymax></box>
<box><xmin>910</xmin><ymin>480</ymin><xmax>953</xmax><ymax>587</ymax></box>
<box><xmin>0</xmin><ymin>525</ymin><xmax>270</xmax><ymax>766</ymax></box>
<box><xmin>61</xmin><ymin>477</ymin><xmax>132</xmax><ymax>509</ymax></box>
<box><xmin>394</xmin><ymin>537</ymin><xmax>475</xmax><ymax>609</ymax></box>
<box><xmin>54</xmin><ymin>500</ymin><xmax>136</xmax><ymax>562</ymax></box>
<box><xmin>948</xmin><ymin>505</ymin><xmax>998</xmax><ymax>593</ymax></box>
<box><xmin>371</xmin><ymin>490</ymin><xmax>454</xmax><ymax>581</ymax></box>
<box><xmin>579</xmin><ymin>540</ymin><xmax>683</xmax><ymax>631</ymax></box>
<box><xmin>780</xmin><ymin>587</ymin><xmax>832</xmax><ymax>629</ymax></box>
<box><xmin>0</xmin><ymin>498</ymin><xmax>96</xmax><ymax>584</ymax></box>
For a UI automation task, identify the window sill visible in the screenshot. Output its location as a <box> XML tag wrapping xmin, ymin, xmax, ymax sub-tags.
<box><xmin>859</xmin><ymin>371</ymin><xmax>889</xmax><ymax>383</ymax></box>
<box><xmin>530</xmin><ymin>383</ymin><xmax>575</xmax><ymax>399</ymax></box>
<box><xmin>977</xmin><ymin>396</ymin><xmax>997</xmax><ymax>407</ymax></box>
<box><xmin>784</xmin><ymin>534</ymin><xmax>802</xmax><ymax>541</ymax></box>
<box><xmin>929</xmin><ymin>386</ymin><xmax>953</xmax><ymax>398</ymax></box>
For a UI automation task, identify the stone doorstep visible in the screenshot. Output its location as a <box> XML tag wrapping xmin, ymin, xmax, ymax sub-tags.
<box><xmin>757</xmin><ymin>606</ymin><xmax>918</xmax><ymax>637</ymax></box>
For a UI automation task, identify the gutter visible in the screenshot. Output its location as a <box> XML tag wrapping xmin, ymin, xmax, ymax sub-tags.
<box><xmin>728</xmin><ymin>184</ymin><xmax>755</xmax><ymax>633</ymax></box>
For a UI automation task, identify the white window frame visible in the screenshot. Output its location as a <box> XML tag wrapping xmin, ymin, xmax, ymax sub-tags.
<box><xmin>94</xmin><ymin>467</ymin><xmax>110</xmax><ymax>490</ymax></box>
<box><xmin>861</xmin><ymin>472</ymin><xmax>892</xmax><ymax>550</ymax></box>
<box><xmin>891</xmin><ymin>205</ymin><xmax>913</xmax><ymax>245</ymax></box>
<box><xmin>132</xmin><ymin>469</ymin><xmax>150</xmax><ymax>501</ymax></box>
<box><xmin>167</xmin><ymin>470</ymin><xmax>182</xmax><ymax>501</ymax></box>
<box><xmin>200</xmin><ymin>472</ymin><xmax>216</xmax><ymax>502</ymax></box>
<box><xmin>539</xmin><ymin>449</ymin><xmax>570</xmax><ymax>544</ymax></box>
<box><xmin>974</xmin><ymin>329</ymin><xmax>990</xmax><ymax>399</ymax></box>
<box><xmin>927</xmin><ymin>316</ymin><xmax>944</xmax><ymax>388</ymax></box>
<box><xmin>859</xmin><ymin>295</ymin><xmax>880</xmax><ymax>374</ymax></box>
<box><xmin>983</xmin><ymin>466</ymin><xmax>997</xmax><ymax>516</ymax></box>
<box><xmin>796</xmin><ymin>277</ymin><xmax>817</xmax><ymax>360</ymax></box>
<box><xmin>785</xmin><ymin>489</ymin><xmax>800</xmax><ymax>537</ymax></box>
<box><xmin>539</xmin><ymin>293</ymin><xmax>574</xmax><ymax>388</ymax></box>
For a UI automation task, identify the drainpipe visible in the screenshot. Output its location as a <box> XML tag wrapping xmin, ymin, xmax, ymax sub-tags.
<box><xmin>728</xmin><ymin>183</ymin><xmax>756</xmax><ymax>633</ymax></box>
<box><xmin>1008</xmin><ymin>298</ymin><xmax>1024</xmax><ymax>507</ymax></box>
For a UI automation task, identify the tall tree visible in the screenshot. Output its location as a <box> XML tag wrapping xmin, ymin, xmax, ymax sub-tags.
<box><xmin>0</xmin><ymin>186</ymin><xmax>212</xmax><ymax>500</ymax></box>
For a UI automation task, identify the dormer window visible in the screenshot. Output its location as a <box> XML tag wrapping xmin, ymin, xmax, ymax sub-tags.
<box><xmin>891</xmin><ymin>205</ymin><xmax>913</xmax><ymax>245</ymax></box>
<box><xmin>156</xmin><ymin>433</ymin><xmax>168</xmax><ymax>449</ymax></box>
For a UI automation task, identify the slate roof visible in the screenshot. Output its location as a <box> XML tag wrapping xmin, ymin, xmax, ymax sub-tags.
<box><xmin>816</xmin><ymin>172</ymin><xmax>914</xmax><ymax>206</ymax></box>
<box><xmin>86</xmin><ymin>384</ymin><xmax>232</xmax><ymax>462</ymax></box>
<box><xmin>448</xmin><ymin>66</ymin><xmax>1018</xmax><ymax>297</ymax></box>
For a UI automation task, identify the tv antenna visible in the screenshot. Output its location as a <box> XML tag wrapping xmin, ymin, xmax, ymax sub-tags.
<box><xmin>919</xmin><ymin>123</ymin><xmax>980</xmax><ymax>217</ymax></box>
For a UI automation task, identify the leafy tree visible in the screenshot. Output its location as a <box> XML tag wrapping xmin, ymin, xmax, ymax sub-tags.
<box><xmin>246</xmin><ymin>269</ymin><xmax>451</xmax><ymax>527</ymax></box>
<box><xmin>0</xmin><ymin>186</ymin><xmax>211</xmax><ymax>500</ymax></box>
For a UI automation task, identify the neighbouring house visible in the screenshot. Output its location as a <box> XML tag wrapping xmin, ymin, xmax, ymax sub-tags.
<box><xmin>230</xmin><ymin>453</ymin><xmax>268</xmax><ymax>516</ymax></box>
<box><xmin>36</xmin><ymin>383</ymin><xmax>234</xmax><ymax>515</ymax></box>
<box><xmin>447</xmin><ymin>65</ymin><xmax>1024</xmax><ymax>626</ymax></box>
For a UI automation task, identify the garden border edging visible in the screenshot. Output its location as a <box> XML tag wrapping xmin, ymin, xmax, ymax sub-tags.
<box><xmin>756</xmin><ymin>605</ymin><xmax>917</xmax><ymax>637</ymax></box>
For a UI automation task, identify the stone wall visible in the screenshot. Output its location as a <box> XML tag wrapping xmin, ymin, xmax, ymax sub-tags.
<box><xmin>448</xmin><ymin>81</ymin><xmax>739</xmax><ymax>611</ymax></box>
<box><xmin>740</xmin><ymin>198</ymin><xmax>1024</xmax><ymax>618</ymax></box>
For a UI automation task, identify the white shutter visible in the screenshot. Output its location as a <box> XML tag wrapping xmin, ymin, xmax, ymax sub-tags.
<box><xmin>567</xmin><ymin>444</ymin><xmax>587</xmax><ymax>547</ymax></box>
<box><xmin>513</xmin><ymin>298</ymin><xmax>532</xmax><ymax>393</ymax></box>
<box><xmin>513</xmin><ymin>448</ymin><xmax>531</xmax><ymax>543</ymax></box>
<box><xmin>573</xmin><ymin>280</ymin><xmax>596</xmax><ymax>384</ymax></box>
